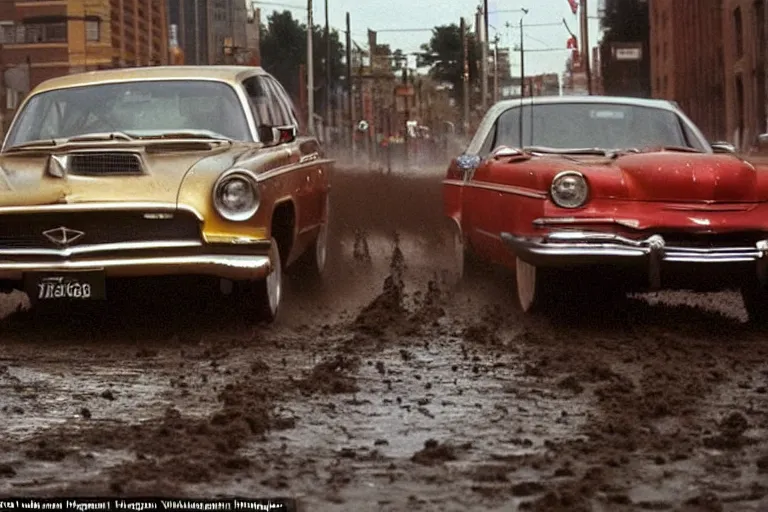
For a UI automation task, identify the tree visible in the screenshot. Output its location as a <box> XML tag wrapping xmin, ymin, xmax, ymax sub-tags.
<box><xmin>259</xmin><ymin>10</ymin><xmax>345</xmax><ymax>118</ymax></box>
<box><xmin>600</xmin><ymin>0</ymin><xmax>649</xmax><ymax>42</ymax></box>
<box><xmin>418</xmin><ymin>24</ymin><xmax>479</xmax><ymax>105</ymax></box>
<box><xmin>598</xmin><ymin>0</ymin><xmax>651</xmax><ymax>97</ymax></box>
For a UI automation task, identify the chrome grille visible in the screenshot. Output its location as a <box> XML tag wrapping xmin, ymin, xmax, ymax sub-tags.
<box><xmin>68</xmin><ymin>153</ymin><xmax>143</xmax><ymax>175</ymax></box>
<box><xmin>0</xmin><ymin>210</ymin><xmax>200</xmax><ymax>249</ymax></box>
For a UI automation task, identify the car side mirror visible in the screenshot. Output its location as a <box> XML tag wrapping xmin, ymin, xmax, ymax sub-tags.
<box><xmin>258</xmin><ymin>124</ymin><xmax>296</xmax><ymax>145</ymax></box>
<box><xmin>711</xmin><ymin>141</ymin><xmax>736</xmax><ymax>154</ymax></box>
<box><xmin>275</xmin><ymin>125</ymin><xmax>297</xmax><ymax>144</ymax></box>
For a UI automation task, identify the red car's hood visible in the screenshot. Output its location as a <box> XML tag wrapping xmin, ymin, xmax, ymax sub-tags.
<box><xmin>589</xmin><ymin>152</ymin><xmax>762</xmax><ymax>202</ymax></box>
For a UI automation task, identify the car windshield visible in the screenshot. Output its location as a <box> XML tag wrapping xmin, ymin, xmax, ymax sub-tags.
<box><xmin>4</xmin><ymin>79</ymin><xmax>252</xmax><ymax>147</ymax></box>
<box><xmin>493</xmin><ymin>102</ymin><xmax>705</xmax><ymax>152</ymax></box>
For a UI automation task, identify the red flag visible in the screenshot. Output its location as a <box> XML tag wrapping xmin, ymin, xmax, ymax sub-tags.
<box><xmin>566</xmin><ymin>36</ymin><xmax>578</xmax><ymax>49</ymax></box>
<box><xmin>567</xmin><ymin>0</ymin><xmax>578</xmax><ymax>14</ymax></box>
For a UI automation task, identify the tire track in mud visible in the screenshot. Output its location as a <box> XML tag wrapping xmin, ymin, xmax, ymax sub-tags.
<box><xmin>453</xmin><ymin>296</ymin><xmax>768</xmax><ymax>511</ymax></box>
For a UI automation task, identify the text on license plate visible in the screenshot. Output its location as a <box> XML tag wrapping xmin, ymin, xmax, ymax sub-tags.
<box><xmin>25</xmin><ymin>271</ymin><xmax>106</xmax><ymax>300</ymax></box>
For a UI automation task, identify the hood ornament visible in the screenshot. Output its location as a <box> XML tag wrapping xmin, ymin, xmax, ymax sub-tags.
<box><xmin>42</xmin><ymin>226</ymin><xmax>85</xmax><ymax>246</ymax></box>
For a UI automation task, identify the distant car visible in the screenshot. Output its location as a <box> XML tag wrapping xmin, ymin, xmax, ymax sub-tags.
<box><xmin>0</xmin><ymin>66</ymin><xmax>332</xmax><ymax>322</ymax></box>
<box><xmin>443</xmin><ymin>95</ymin><xmax>768</xmax><ymax>323</ymax></box>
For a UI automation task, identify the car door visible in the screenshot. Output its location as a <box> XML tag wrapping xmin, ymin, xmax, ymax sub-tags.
<box><xmin>462</xmin><ymin>121</ymin><xmax>505</xmax><ymax>261</ymax></box>
<box><xmin>261</xmin><ymin>76</ymin><xmax>326</xmax><ymax>250</ymax></box>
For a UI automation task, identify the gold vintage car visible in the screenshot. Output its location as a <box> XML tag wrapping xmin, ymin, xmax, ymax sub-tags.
<box><xmin>0</xmin><ymin>66</ymin><xmax>332</xmax><ymax>322</ymax></box>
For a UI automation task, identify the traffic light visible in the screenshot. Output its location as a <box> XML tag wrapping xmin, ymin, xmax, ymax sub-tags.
<box><xmin>223</xmin><ymin>37</ymin><xmax>233</xmax><ymax>56</ymax></box>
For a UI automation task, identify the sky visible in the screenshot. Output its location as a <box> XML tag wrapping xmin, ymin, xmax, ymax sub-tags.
<box><xmin>251</xmin><ymin>0</ymin><xmax>604</xmax><ymax>77</ymax></box>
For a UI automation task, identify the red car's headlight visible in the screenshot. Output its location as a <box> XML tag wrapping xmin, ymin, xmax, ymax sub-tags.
<box><xmin>550</xmin><ymin>170</ymin><xmax>589</xmax><ymax>209</ymax></box>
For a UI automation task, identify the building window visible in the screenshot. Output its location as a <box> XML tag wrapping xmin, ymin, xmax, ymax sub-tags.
<box><xmin>86</xmin><ymin>20</ymin><xmax>99</xmax><ymax>41</ymax></box>
<box><xmin>6</xmin><ymin>89</ymin><xmax>19</xmax><ymax>110</ymax></box>
<box><xmin>0</xmin><ymin>22</ymin><xmax>13</xmax><ymax>44</ymax></box>
<box><xmin>1</xmin><ymin>21</ymin><xmax>67</xmax><ymax>44</ymax></box>
<box><xmin>663</xmin><ymin>42</ymin><xmax>667</xmax><ymax>62</ymax></box>
<box><xmin>663</xmin><ymin>75</ymin><xmax>668</xmax><ymax>95</ymax></box>
<box><xmin>733</xmin><ymin>7</ymin><xmax>743</xmax><ymax>59</ymax></box>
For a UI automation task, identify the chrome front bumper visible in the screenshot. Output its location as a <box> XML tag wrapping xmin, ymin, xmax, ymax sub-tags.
<box><xmin>0</xmin><ymin>240</ymin><xmax>273</xmax><ymax>281</ymax></box>
<box><xmin>501</xmin><ymin>230</ymin><xmax>768</xmax><ymax>267</ymax></box>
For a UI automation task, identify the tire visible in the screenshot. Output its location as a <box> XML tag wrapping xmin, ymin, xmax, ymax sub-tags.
<box><xmin>238</xmin><ymin>237</ymin><xmax>283</xmax><ymax>323</ymax></box>
<box><xmin>293</xmin><ymin>197</ymin><xmax>329</xmax><ymax>284</ymax></box>
<box><xmin>515</xmin><ymin>257</ymin><xmax>558</xmax><ymax>314</ymax></box>
<box><xmin>740</xmin><ymin>281</ymin><xmax>768</xmax><ymax>325</ymax></box>
<box><xmin>439</xmin><ymin>218</ymin><xmax>472</xmax><ymax>287</ymax></box>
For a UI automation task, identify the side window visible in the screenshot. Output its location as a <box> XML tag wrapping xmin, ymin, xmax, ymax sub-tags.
<box><xmin>263</xmin><ymin>77</ymin><xmax>296</xmax><ymax>128</ymax></box>
<box><xmin>241</xmin><ymin>76</ymin><xmax>276</xmax><ymax>127</ymax></box>
<box><xmin>478</xmin><ymin>123</ymin><xmax>497</xmax><ymax>156</ymax></box>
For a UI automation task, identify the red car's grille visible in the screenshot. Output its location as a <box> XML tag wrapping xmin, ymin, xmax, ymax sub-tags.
<box><xmin>0</xmin><ymin>211</ymin><xmax>200</xmax><ymax>249</ymax></box>
<box><xmin>656</xmin><ymin>231</ymin><xmax>766</xmax><ymax>248</ymax></box>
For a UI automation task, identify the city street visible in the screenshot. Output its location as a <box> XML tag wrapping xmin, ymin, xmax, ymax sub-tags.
<box><xmin>1</xmin><ymin>167</ymin><xmax>767</xmax><ymax>511</ymax></box>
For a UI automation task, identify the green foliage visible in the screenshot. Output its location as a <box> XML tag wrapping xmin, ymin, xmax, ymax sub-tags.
<box><xmin>600</xmin><ymin>0</ymin><xmax>649</xmax><ymax>42</ymax></box>
<box><xmin>417</xmin><ymin>23</ymin><xmax>480</xmax><ymax>103</ymax></box>
<box><xmin>259</xmin><ymin>10</ymin><xmax>345</xmax><ymax>111</ymax></box>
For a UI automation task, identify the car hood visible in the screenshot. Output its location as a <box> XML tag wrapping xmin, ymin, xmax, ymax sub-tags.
<box><xmin>585</xmin><ymin>152</ymin><xmax>764</xmax><ymax>202</ymax></box>
<box><xmin>0</xmin><ymin>140</ymin><xmax>246</xmax><ymax>208</ymax></box>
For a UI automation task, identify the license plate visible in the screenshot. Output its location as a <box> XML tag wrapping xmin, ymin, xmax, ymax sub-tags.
<box><xmin>24</xmin><ymin>271</ymin><xmax>106</xmax><ymax>301</ymax></box>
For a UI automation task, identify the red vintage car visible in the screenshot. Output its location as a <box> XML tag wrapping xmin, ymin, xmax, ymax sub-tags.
<box><xmin>443</xmin><ymin>96</ymin><xmax>768</xmax><ymax>322</ymax></box>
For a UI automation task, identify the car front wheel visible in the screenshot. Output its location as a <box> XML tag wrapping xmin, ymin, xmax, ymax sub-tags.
<box><xmin>236</xmin><ymin>237</ymin><xmax>282</xmax><ymax>323</ymax></box>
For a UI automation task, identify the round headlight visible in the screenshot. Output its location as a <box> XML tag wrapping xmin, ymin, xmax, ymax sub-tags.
<box><xmin>213</xmin><ymin>171</ymin><xmax>260</xmax><ymax>221</ymax></box>
<box><xmin>550</xmin><ymin>171</ymin><xmax>589</xmax><ymax>209</ymax></box>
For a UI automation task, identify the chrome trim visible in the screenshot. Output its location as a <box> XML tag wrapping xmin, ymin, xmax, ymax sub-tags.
<box><xmin>0</xmin><ymin>240</ymin><xmax>201</xmax><ymax>257</ymax></box>
<box><xmin>0</xmin><ymin>202</ymin><xmax>204</xmax><ymax>221</ymax></box>
<box><xmin>255</xmin><ymin>157</ymin><xmax>334</xmax><ymax>182</ymax></box>
<box><xmin>501</xmin><ymin>230</ymin><xmax>768</xmax><ymax>268</ymax></box>
<box><xmin>462</xmin><ymin>179</ymin><xmax>547</xmax><ymax>199</ymax></box>
<box><xmin>474</xmin><ymin>228</ymin><xmax>501</xmax><ymax>240</ymax></box>
<box><xmin>0</xmin><ymin>254</ymin><xmax>272</xmax><ymax>281</ymax></box>
<box><xmin>533</xmin><ymin>217</ymin><xmax>641</xmax><ymax>229</ymax></box>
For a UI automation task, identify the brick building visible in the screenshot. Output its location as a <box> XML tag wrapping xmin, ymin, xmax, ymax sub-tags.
<box><xmin>722</xmin><ymin>0</ymin><xmax>767</xmax><ymax>149</ymax></box>
<box><xmin>0</xmin><ymin>0</ymin><xmax>168</xmax><ymax>131</ymax></box>
<box><xmin>649</xmin><ymin>0</ymin><xmax>726</xmax><ymax>140</ymax></box>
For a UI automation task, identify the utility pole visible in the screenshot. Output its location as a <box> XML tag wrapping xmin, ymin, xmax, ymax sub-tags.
<box><xmin>403</xmin><ymin>65</ymin><xmax>410</xmax><ymax>168</ymax></box>
<box><xmin>479</xmin><ymin>5</ymin><xmax>488</xmax><ymax>111</ymax></box>
<box><xmin>519</xmin><ymin>15</ymin><xmax>525</xmax><ymax>98</ymax></box>
<box><xmin>324</xmin><ymin>0</ymin><xmax>331</xmax><ymax>145</ymax></box>
<box><xmin>493</xmin><ymin>37</ymin><xmax>499</xmax><ymax>103</ymax></box>
<box><xmin>194</xmin><ymin>0</ymin><xmax>200</xmax><ymax>64</ymax></box>
<box><xmin>461</xmin><ymin>17</ymin><xmax>470</xmax><ymax>135</ymax></box>
<box><xmin>580</xmin><ymin>0</ymin><xmax>592</xmax><ymax>95</ymax></box>
<box><xmin>307</xmin><ymin>0</ymin><xmax>315</xmax><ymax>135</ymax></box>
<box><xmin>346</xmin><ymin>12</ymin><xmax>355</xmax><ymax>159</ymax></box>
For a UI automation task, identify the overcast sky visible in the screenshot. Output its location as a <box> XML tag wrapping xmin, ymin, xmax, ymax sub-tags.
<box><xmin>253</xmin><ymin>0</ymin><xmax>604</xmax><ymax>76</ymax></box>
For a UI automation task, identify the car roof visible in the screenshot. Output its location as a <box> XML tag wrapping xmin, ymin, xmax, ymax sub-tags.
<box><xmin>489</xmin><ymin>95</ymin><xmax>678</xmax><ymax>114</ymax></box>
<box><xmin>29</xmin><ymin>65</ymin><xmax>269</xmax><ymax>94</ymax></box>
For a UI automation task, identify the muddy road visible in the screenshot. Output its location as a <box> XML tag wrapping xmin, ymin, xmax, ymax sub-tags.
<box><xmin>1</xmin><ymin>165</ymin><xmax>768</xmax><ymax>511</ymax></box>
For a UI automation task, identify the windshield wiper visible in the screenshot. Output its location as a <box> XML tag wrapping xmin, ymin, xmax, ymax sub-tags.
<box><xmin>622</xmin><ymin>145</ymin><xmax>704</xmax><ymax>154</ymax></box>
<box><xmin>523</xmin><ymin>146</ymin><xmax>613</xmax><ymax>157</ymax></box>
<box><xmin>4</xmin><ymin>139</ymin><xmax>58</xmax><ymax>151</ymax></box>
<box><xmin>131</xmin><ymin>130</ymin><xmax>232</xmax><ymax>141</ymax></box>
<box><xmin>65</xmin><ymin>132</ymin><xmax>135</xmax><ymax>142</ymax></box>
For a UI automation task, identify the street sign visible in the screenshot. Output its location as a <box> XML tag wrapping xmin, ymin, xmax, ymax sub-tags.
<box><xmin>611</xmin><ymin>43</ymin><xmax>643</xmax><ymax>61</ymax></box>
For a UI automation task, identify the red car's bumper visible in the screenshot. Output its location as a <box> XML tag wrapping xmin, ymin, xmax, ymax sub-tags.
<box><xmin>502</xmin><ymin>230</ymin><xmax>768</xmax><ymax>266</ymax></box>
<box><xmin>502</xmin><ymin>229</ymin><xmax>768</xmax><ymax>288</ymax></box>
